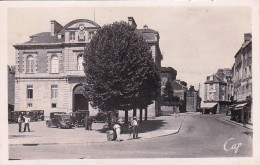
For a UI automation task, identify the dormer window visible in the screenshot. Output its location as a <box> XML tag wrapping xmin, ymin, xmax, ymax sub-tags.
<box><xmin>69</xmin><ymin>32</ymin><xmax>75</xmax><ymax>41</ymax></box>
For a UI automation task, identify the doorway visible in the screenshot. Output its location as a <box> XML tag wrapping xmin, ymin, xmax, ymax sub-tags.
<box><xmin>73</xmin><ymin>84</ymin><xmax>89</xmax><ymax>112</ymax></box>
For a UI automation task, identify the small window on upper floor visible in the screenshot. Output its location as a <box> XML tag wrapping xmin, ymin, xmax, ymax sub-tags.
<box><xmin>51</xmin><ymin>55</ymin><xmax>59</xmax><ymax>73</ymax></box>
<box><xmin>26</xmin><ymin>55</ymin><xmax>34</xmax><ymax>73</ymax></box>
<box><xmin>69</xmin><ymin>32</ymin><xmax>75</xmax><ymax>41</ymax></box>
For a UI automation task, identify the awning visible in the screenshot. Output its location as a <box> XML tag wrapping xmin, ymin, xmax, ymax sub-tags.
<box><xmin>235</xmin><ymin>103</ymin><xmax>247</xmax><ymax>109</ymax></box>
<box><xmin>202</xmin><ymin>103</ymin><xmax>217</xmax><ymax>108</ymax></box>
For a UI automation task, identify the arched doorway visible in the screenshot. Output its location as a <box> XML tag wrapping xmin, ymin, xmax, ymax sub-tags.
<box><xmin>73</xmin><ymin>84</ymin><xmax>89</xmax><ymax>112</ymax></box>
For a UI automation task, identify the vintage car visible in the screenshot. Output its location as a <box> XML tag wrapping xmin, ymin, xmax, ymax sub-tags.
<box><xmin>70</xmin><ymin>110</ymin><xmax>89</xmax><ymax>127</ymax></box>
<box><xmin>46</xmin><ymin>114</ymin><xmax>74</xmax><ymax>129</ymax></box>
<box><xmin>49</xmin><ymin>112</ymin><xmax>66</xmax><ymax>119</ymax></box>
<box><xmin>9</xmin><ymin>111</ymin><xmax>27</xmax><ymax>123</ymax></box>
<box><xmin>29</xmin><ymin>110</ymin><xmax>44</xmax><ymax>121</ymax></box>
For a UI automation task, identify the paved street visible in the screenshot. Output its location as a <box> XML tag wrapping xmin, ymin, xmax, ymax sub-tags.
<box><xmin>9</xmin><ymin>114</ymin><xmax>252</xmax><ymax>159</ymax></box>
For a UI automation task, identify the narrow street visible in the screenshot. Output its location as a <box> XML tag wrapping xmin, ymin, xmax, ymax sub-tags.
<box><xmin>9</xmin><ymin>114</ymin><xmax>252</xmax><ymax>159</ymax></box>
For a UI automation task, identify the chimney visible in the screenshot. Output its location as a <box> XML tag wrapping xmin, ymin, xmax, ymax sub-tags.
<box><xmin>128</xmin><ymin>17</ymin><xmax>137</xmax><ymax>29</ymax></box>
<box><xmin>50</xmin><ymin>20</ymin><xmax>63</xmax><ymax>36</ymax></box>
<box><xmin>244</xmin><ymin>33</ymin><xmax>252</xmax><ymax>42</ymax></box>
<box><xmin>143</xmin><ymin>25</ymin><xmax>148</xmax><ymax>29</ymax></box>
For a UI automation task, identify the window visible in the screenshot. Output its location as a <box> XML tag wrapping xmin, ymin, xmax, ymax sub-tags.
<box><xmin>88</xmin><ymin>31</ymin><xmax>94</xmax><ymax>40</ymax></box>
<box><xmin>77</xmin><ymin>54</ymin><xmax>84</xmax><ymax>71</ymax></box>
<box><xmin>27</xmin><ymin>85</ymin><xmax>33</xmax><ymax>99</ymax></box>
<box><xmin>245</xmin><ymin>68</ymin><xmax>247</xmax><ymax>78</ymax></box>
<box><xmin>26</xmin><ymin>56</ymin><xmax>34</xmax><ymax>73</ymax></box>
<box><xmin>51</xmin><ymin>85</ymin><xmax>58</xmax><ymax>99</ymax></box>
<box><xmin>69</xmin><ymin>32</ymin><xmax>75</xmax><ymax>40</ymax></box>
<box><xmin>27</xmin><ymin>103</ymin><xmax>33</xmax><ymax>108</ymax></box>
<box><xmin>51</xmin><ymin>55</ymin><xmax>59</xmax><ymax>73</ymax></box>
<box><xmin>51</xmin><ymin>103</ymin><xmax>57</xmax><ymax>108</ymax></box>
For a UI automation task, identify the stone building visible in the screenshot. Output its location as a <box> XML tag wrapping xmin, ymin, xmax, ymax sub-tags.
<box><xmin>13</xmin><ymin>17</ymin><xmax>162</xmax><ymax>116</ymax></box>
<box><xmin>8</xmin><ymin>65</ymin><xmax>15</xmax><ymax>112</ymax></box>
<box><xmin>186</xmin><ymin>86</ymin><xmax>201</xmax><ymax>112</ymax></box>
<box><xmin>233</xmin><ymin>33</ymin><xmax>252</xmax><ymax>102</ymax></box>
<box><xmin>231</xmin><ymin>33</ymin><xmax>252</xmax><ymax>123</ymax></box>
<box><xmin>203</xmin><ymin>69</ymin><xmax>232</xmax><ymax>114</ymax></box>
<box><xmin>172</xmin><ymin>80</ymin><xmax>187</xmax><ymax>113</ymax></box>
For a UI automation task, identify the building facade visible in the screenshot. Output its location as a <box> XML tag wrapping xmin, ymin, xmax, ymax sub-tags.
<box><xmin>186</xmin><ymin>86</ymin><xmax>201</xmax><ymax>112</ymax></box>
<box><xmin>233</xmin><ymin>33</ymin><xmax>252</xmax><ymax>102</ymax></box>
<box><xmin>14</xmin><ymin>17</ymin><xmax>162</xmax><ymax>116</ymax></box>
<box><xmin>231</xmin><ymin>33</ymin><xmax>252</xmax><ymax>123</ymax></box>
<box><xmin>204</xmin><ymin>69</ymin><xmax>232</xmax><ymax>114</ymax></box>
<box><xmin>8</xmin><ymin>65</ymin><xmax>15</xmax><ymax>111</ymax></box>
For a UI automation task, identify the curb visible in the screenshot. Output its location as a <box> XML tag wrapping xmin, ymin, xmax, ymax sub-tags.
<box><xmin>9</xmin><ymin>118</ymin><xmax>184</xmax><ymax>147</ymax></box>
<box><xmin>222</xmin><ymin>117</ymin><xmax>253</xmax><ymax>130</ymax></box>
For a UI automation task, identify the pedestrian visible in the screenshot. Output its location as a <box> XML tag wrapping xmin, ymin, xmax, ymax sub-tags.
<box><xmin>131</xmin><ymin>116</ymin><xmax>139</xmax><ymax>139</ymax></box>
<box><xmin>84</xmin><ymin>116</ymin><xmax>89</xmax><ymax>130</ymax></box>
<box><xmin>88</xmin><ymin>116</ymin><xmax>93</xmax><ymax>130</ymax></box>
<box><xmin>113</xmin><ymin>122</ymin><xmax>121</xmax><ymax>142</ymax></box>
<box><xmin>128</xmin><ymin>117</ymin><xmax>133</xmax><ymax>139</ymax></box>
<box><xmin>23</xmin><ymin>115</ymin><xmax>31</xmax><ymax>132</ymax></box>
<box><xmin>17</xmin><ymin>115</ymin><xmax>22</xmax><ymax>133</ymax></box>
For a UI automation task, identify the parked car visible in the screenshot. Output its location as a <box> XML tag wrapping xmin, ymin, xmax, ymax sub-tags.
<box><xmin>46</xmin><ymin>114</ymin><xmax>74</xmax><ymax>129</ymax></box>
<box><xmin>49</xmin><ymin>112</ymin><xmax>66</xmax><ymax>119</ymax></box>
<box><xmin>30</xmin><ymin>110</ymin><xmax>44</xmax><ymax>121</ymax></box>
<box><xmin>70</xmin><ymin>110</ymin><xmax>89</xmax><ymax>127</ymax></box>
<box><xmin>9</xmin><ymin>111</ymin><xmax>27</xmax><ymax>123</ymax></box>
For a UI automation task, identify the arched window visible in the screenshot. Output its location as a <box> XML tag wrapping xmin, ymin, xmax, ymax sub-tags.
<box><xmin>77</xmin><ymin>54</ymin><xmax>84</xmax><ymax>71</ymax></box>
<box><xmin>26</xmin><ymin>56</ymin><xmax>34</xmax><ymax>73</ymax></box>
<box><xmin>51</xmin><ymin>55</ymin><xmax>59</xmax><ymax>73</ymax></box>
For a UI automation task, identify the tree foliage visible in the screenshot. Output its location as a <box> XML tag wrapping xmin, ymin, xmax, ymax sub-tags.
<box><xmin>162</xmin><ymin>80</ymin><xmax>180</xmax><ymax>105</ymax></box>
<box><xmin>83</xmin><ymin>21</ymin><xmax>160</xmax><ymax>112</ymax></box>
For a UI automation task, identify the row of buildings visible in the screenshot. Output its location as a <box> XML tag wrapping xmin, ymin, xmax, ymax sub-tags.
<box><xmin>203</xmin><ymin>33</ymin><xmax>252</xmax><ymax>123</ymax></box>
<box><xmin>160</xmin><ymin>67</ymin><xmax>201</xmax><ymax>114</ymax></box>
<box><xmin>10</xmin><ymin>17</ymin><xmax>164</xmax><ymax>117</ymax></box>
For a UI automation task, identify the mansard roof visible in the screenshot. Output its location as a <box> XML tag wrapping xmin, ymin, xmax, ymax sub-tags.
<box><xmin>204</xmin><ymin>75</ymin><xmax>226</xmax><ymax>84</ymax></box>
<box><xmin>172</xmin><ymin>81</ymin><xmax>185</xmax><ymax>90</ymax></box>
<box><xmin>135</xmin><ymin>28</ymin><xmax>159</xmax><ymax>43</ymax></box>
<box><xmin>25</xmin><ymin>32</ymin><xmax>65</xmax><ymax>44</ymax></box>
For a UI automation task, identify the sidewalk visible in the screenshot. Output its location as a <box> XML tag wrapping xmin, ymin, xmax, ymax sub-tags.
<box><xmin>9</xmin><ymin>115</ymin><xmax>184</xmax><ymax>146</ymax></box>
<box><xmin>222</xmin><ymin>115</ymin><xmax>253</xmax><ymax>130</ymax></box>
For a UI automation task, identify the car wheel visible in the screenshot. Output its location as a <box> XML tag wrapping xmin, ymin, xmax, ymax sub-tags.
<box><xmin>46</xmin><ymin>121</ymin><xmax>50</xmax><ymax>127</ymax></box>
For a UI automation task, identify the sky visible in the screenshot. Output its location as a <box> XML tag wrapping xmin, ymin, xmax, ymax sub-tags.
<box><xmin>7</xmin><ymin>6</ymin><xmax>251</xmax><ymax>102</ymax></box>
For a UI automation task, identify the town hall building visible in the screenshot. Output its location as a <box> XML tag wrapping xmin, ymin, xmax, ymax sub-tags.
<box><xmin>13</xmin><ymin>17</ymin><xmax>162</xmax><ymax>116</ymax></box>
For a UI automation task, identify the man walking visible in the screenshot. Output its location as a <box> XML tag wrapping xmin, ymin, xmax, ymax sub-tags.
<box><xmin>131</xmin><ymin>116</ymin><xmax>139</xmax><ymax>139</ymax></box>
<box><xmin>23</xmin><ymin>115</ymin><xmax>31</xmax><ymax>132</ymax></box>
<box><xmin>18</xmin><ymin>115</ymin><xmax>22</xmax><ymax>133</ymax></box>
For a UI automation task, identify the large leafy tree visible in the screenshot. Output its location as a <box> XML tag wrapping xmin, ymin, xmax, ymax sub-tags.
<box><xmin>83</xmin><ymin>21</ymin><xmax>160</xmax><ymax>118</ymax></box>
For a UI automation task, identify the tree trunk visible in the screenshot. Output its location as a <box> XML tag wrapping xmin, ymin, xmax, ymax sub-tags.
<box><xmin>140</xmin><ymin>108</ymin><xmax>143</xmax><ymax>123</ymax></box>
<box><xmin>125</xmin><ymin>110</ymin><xmax>128</xmax><ymax>125</ymax></box>
<box><xmin>133</xmin><ymin>108</ymin><xmax>136</xmax><ymax>117</ymax></box>
<box><xmin>145</xmin><ymin>107</ymin><xmax>148</xmax><ymax>121</ymax></box>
